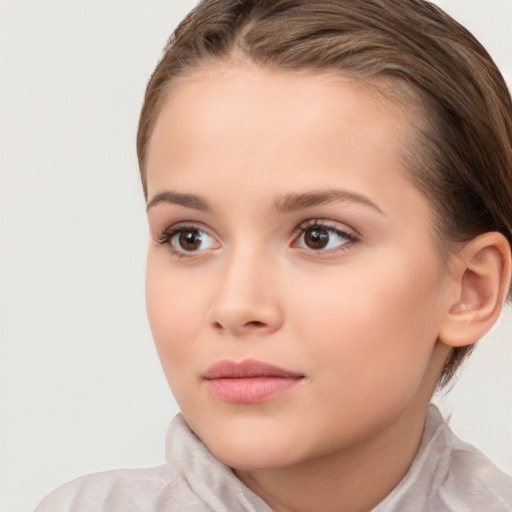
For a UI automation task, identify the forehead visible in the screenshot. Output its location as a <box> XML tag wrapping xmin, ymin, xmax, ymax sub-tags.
<box><xmin>148</xmin><ymin>64</ymin><xmax>417</xmax><ymax>162</ymax></box>
<box><xmin>151</xmin><ymin>62</ymin><xmax>419</xmax><ymax>135</ymax></box>
<box><xmin>145</xmin><ymin>63</ymin><xmax>428</xmax><ymax>217</ymax></box>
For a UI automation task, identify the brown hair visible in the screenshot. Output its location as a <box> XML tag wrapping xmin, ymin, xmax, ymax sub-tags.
<box><xmin>137</xmin><ymin>0</ymin><xmax>512</xmax><ymax>386</ymax></box>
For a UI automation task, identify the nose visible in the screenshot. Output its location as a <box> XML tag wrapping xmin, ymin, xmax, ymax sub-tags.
<box><xmin>206</xmin><ymin>248</ymin><xmax>283</xmax><ymax>336</ymax></box>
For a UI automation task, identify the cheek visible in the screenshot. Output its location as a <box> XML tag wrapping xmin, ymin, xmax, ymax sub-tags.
<box><xmin>291</xmin><ymin>250</ymin><xmax>442</xmax><ymax>395</ymax></box>
<box><xmin>145</xmin><ymin>254</ymin><xmax>208</xmax><ymax>378</ymax></box>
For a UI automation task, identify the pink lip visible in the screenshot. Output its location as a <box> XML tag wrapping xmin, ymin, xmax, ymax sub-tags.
<box><xmin>203</xmin><ymin>359</ymin><xmax>304</xmax><ymax>404</ymax></box>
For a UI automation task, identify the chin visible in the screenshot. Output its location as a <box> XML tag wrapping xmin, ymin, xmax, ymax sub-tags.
<box><xmin>209</xmin><ymin>435</ymin><xmax>300</xmax><ymax>471</ymax></box>
<box><xmin>189</xmin><ymin>413</ymin><xmax>307</xmax><ymax>471</ymax></box>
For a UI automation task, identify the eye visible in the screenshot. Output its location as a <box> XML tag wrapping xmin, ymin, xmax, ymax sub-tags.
<box><xmin>156</xmin><ymin>225</ymin><xmax>218</xmax><ymax>255</ymax></box>
<box><xmin>294</xmin><ymin>221</ymin><xmax>356</xmax><ymax>252</ymax></box>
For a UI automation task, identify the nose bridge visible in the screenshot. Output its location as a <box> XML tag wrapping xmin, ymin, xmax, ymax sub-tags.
<box><xmin>208</xmin><ymin>241</ymin><xmax>282</xmax><ymax>334</ymax></box>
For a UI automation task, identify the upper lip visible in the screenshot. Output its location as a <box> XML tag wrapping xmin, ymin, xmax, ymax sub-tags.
<box><xmin>202</xmin><ymin>359</ymin><xmax>304</xmax><ymax>379</ymax></box>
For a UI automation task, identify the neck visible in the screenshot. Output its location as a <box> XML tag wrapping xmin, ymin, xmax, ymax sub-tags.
<box><xmin>236</xmin><ymin>400</ymin><xmax>428</xmax><ymax>512</ymax></box>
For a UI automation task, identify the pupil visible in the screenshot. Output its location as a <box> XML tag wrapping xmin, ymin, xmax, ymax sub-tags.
<box><xmin>305</xmin><ymin>228</ymin><xmax>329</xmax><ymax>249</ymax></box>
<box><xmin>180</xmin><ymin>231</ymin><xmax>201</xmax><ymax>250</ymax></box>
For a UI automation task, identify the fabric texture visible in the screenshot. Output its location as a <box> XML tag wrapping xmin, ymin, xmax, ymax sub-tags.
<box><xmin>34</xmin><ymin>405</ymin><xmax>512</xmax><ymax>511</ymax></box>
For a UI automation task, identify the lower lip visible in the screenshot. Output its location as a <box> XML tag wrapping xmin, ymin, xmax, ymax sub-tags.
<box><xmin>206</xmin><ymin>376</ymin><xmax>303</xmax><ymax>403</ymax></box>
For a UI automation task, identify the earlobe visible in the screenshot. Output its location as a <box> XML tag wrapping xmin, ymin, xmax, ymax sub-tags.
<box><xmin>438</xmin><ymin>232</ymin><xmax>511</xmax><ymax>348</ymax></box>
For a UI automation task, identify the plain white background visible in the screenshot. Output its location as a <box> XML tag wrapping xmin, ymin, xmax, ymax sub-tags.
<box><xmin>1</xmin><ymin>1</ymin><xmax>511</xmax><ymax>511</ymax></box>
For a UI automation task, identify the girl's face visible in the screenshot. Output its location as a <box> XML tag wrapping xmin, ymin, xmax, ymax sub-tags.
<box><xmin>145</xmin><ymin>64</ymin><xmax>453</xmax><ymax>470</ymax></box>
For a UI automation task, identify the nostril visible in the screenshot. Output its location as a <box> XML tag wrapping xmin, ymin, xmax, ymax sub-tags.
<box><xmin>246</xmin><ymin>321</ymin><xmax>266</xmax><ymax>328</ymax></box>
<box><xmin>211</xmin><ymin>320</ymin><xmax>266</xmax><ymax>332</ymax></box>
<box><xmin>211</xmin><ymin>319</ymin><xmax>268</xmax><ymax>333</ymax></box>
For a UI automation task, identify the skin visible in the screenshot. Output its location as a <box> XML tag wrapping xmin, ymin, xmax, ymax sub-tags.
<box><xmin>144</xmin><ymin>63</ymin><xmax>469</xmax><ymax>512</ymax></box>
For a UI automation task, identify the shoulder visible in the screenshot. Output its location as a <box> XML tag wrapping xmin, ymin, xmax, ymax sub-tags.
<box><xmin>33</xmin><ymin>464</ymin><xmax>208</xmax><ymax>512</ymax></box>
<box><xmin>33</xmin><ymin>413</ymin><xmax>269</xmax><ymax>512</ymax></box>
<box><xmin>374</xmin><ymin>405</ymin><xmax>512</xmax><ymax>512</ymax></box>
<box><xmin>436</xmin><ymin>431</ymin><xmax>512</xmax><ymax>511</ymax></box>
<box><xmin>425</xmin><ymin>405</ymin><xmax>512</xmax><ymax>511</ymax></box>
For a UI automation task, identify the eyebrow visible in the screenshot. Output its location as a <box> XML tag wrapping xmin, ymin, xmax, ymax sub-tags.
<box><xmin>273</xmin><ymin>189</ymin><xmax>384</xmax><ymax>215</ymax></box>
<box><xmin>146</xmin><ymin>188</ymin><xmax>384</xmax><ymax>215</ymax></box>
<box><xmin>146</xmin><ymin>190</ymin><xmax>211</xmax><ymax>212</ymax></box>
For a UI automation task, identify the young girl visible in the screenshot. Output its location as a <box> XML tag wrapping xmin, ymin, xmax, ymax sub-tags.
<box><xmin>36</xmin><ymin>0</ymin><xmax>512</xmax><ymax>510</ymax></box>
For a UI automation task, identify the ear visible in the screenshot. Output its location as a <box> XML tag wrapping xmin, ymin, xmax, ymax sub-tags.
<box><xmin>438</xmin><ymin>232</ymin><xmax>511</xmax><ymax>348</ymax></box>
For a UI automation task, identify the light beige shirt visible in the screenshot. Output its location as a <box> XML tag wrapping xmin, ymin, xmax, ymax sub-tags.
<box><xmin>35</xmin><ymin>405</ymin><xmax>512</xmax><ymax>511</ymax></box>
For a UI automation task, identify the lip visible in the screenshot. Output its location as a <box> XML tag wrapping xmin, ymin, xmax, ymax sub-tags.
<box><xmin>202</xmin><ymin>359</ymin><xmax>304</xmax><ymax>404</ymax></box>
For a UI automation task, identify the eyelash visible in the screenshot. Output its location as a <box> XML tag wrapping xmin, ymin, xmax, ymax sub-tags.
<box><xmin>154</xmin><ymin>219</ymin><xmax>359</xmax><ymax>258</ymax></box>
<box><xmin>295</xmin><ymin>219</ymin><xmax>358</xmax><ymax>254</ymax></box>
<box><xmin>154</xmin><ymin>223</ymin><xmax>216</xmax><ymax>259</ymax></box>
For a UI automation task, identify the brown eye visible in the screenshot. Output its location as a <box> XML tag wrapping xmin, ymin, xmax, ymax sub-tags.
<box><xmin>303</xmin><ymin>227</ymin><xmax>330</xmax><ymax>249</ymax></box>
<box><xmin>167</xmin><ymin>227</ymin><xmax>217</xmax><ymax>253</ymax></box>
<box><xmin>296</xmin><ymin>223</ymin><xmax>354</xmax><ymax>252</ymax></box>
<box><xmin>155</xmin><ymin>225</ymin><xmax>218</xmax><ymax>256</ymax></box>
<box><xmin>178</xmin><ymin>230</ymin><xmax>202</xmax><ymax>251</ymax></box>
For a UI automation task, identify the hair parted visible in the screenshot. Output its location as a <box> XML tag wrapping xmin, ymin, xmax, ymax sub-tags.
<box><xmin>137</xmin><ymin>0</ymin><xmax>512</xmax><ymax>386</ymax></box>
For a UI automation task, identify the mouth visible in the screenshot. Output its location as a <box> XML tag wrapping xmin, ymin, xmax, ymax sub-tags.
<box><xmin>202</xmin><ymin>359</ymin><xmax>305</xmax><ymax>404</ymax></box>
